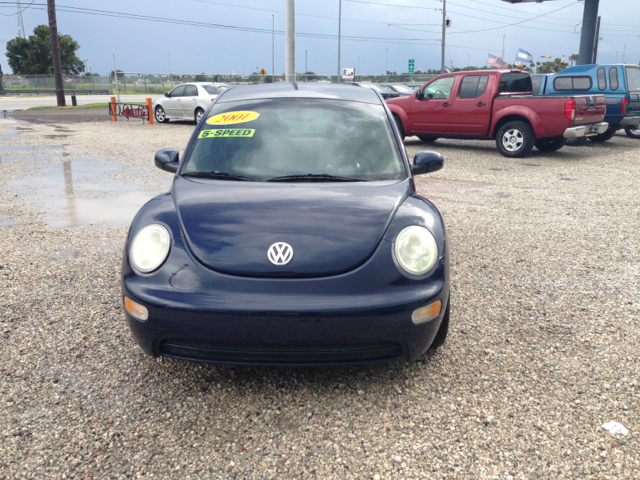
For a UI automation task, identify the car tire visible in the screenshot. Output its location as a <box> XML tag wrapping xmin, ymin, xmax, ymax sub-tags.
<box><xmin>588</xmin><ymin>126</ymin><xmax>617</xmax><ymax>143</ymax></box>
<box><xmin>195</xmin><ymin>108</ymin><xmax>205</xmax><ymax>124</ymax></box>
<box><xmin>624</xmin><ymin>125</ymin><xmax>640</xmax><ymax>139</ymax></box>
<box><xmin>495</xmin><ymin>121</ymin><xmax>535</xmax><ymax>158</ymax></box>
<box><xmin>393</xmin><ymin>114</ymin><xmax>406</xmax><ymax>141</ymax></box>
<box><xmin>417</xmin><ymin>135</ymin><xmax>438</xmax><ymax>142</ymax></box>
<box><xmin>534</xmin><ymin>137</ymin><xmax>566</xmax><ymax>152</ymax></box>
<box><xmin>155</xmin><ymin>106</ymin><xmax>168</xmax><ymax>123</ymax></box>
<box><xmin>429</xmin><ymin>298</ymin><xmax>450</xmax><ymax>351</ymax></box>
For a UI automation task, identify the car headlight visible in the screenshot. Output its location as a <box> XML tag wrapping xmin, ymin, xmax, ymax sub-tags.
<box><xmin>394</xmin><ymin>225</ymin><xmax>438</xmax><ymax>275</ymax></box>
<box><xmin>129</xmin><ymin>224</ymin><xmax>171</xmax><ymax>273</ymax></box>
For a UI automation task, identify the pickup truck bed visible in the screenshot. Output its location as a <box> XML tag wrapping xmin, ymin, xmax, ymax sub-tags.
<box><xmin>387</xmin><ymin>70</ymin><xmax>608</xmax><ymax>157</ymax></box>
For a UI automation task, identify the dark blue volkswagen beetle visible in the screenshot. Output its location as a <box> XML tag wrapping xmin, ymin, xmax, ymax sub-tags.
<box><xmin>121</xmin><ymin>82</ymin><xmax>450</xmax><ymax>365</ymax></box>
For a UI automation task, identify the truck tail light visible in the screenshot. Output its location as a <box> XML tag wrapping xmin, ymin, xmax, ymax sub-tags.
<box><xmin>621</xmin><ymin>97</ymin><xmax>629</xmax><ymax>114</ymax></box>
<box><xmin>565</xmin><ymin>99</ymin><xmax>576</xmax><ymax>121</ymax></box>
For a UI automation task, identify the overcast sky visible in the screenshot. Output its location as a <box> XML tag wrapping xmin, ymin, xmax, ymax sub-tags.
<box><xmin>1</xmin><ymin>0</ymin><xmax>639</xmax><ymax>76</ymax></box>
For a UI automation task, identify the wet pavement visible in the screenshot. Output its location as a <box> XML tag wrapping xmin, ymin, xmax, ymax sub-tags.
<box><xmin>0</xmin><ymin>120</ymin><xmax>172</xmax><ymax>229</ymax></box>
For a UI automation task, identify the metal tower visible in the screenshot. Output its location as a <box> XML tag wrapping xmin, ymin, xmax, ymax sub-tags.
<box><xmin>17</xmin><ymin>0</ymin><xmax>26</xmax><ymax>39</ymax></box>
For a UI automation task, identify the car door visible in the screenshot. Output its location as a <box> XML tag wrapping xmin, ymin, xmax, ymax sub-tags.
<box><xmin>411</xmin><ymin>76</ymin><xmax>456</xmax><ymax>134</ymax></box>
<box><xmin>450</xmin><ymin>74</ymin><xmax>492</xmax><ymax>136</ymax></box>
<box><xmin>164</xmin><ymin>85</ymin><xmax>185</xmax><ymax>117</ymax></box>
<box><xmin>180</xmin><ymin>84</ymin><xmax>199</xmax><ymax>119</ymax></box>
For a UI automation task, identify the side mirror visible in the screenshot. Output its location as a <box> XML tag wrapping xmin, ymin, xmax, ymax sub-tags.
<box><xmin>411</xmin><ymin>151</ymin><xmax>443</xmax><ymax>176</ymax></box>
<box><xmin>415</xmin><ymin>89</ymin><xmax>424</xmax><ymax>100</ymax></box>
<box><xmin>154</xmin><ymin>149</ymin><xmax>179</xmax><ymax>173</ymax></box>
<box><xmin>164</xmin><ymin>92</ymin><xmax>169</xmax><ymax>97</ymax></box>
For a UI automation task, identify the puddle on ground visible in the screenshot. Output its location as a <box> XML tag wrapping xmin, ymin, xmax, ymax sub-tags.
<box><xmin>7</xmin><ymin>157</ymin><xmax>171</xmax><ymax>228</ymax></box>
<box><xmin>0</xmin><ymin>126</ymin><xmax>19</xmax><ymax>140</ymax></box>
<box><xmin>43</xmin><ymin>134</ymin><xmax>71</xmax><ymax>139</ymax></box>
<box><xmin>0</xmin><ymin>152</ymin><xmax>70</xmax><ymax>165</ymax></box>
<box><xmin>0</xmin><ymin>110</ymin><xmax>18</xmax><ymax>119</ymax></box>
<box><xmin>0</xmin><ymin>145</ymin><xmax>60</xmax><ymax>152</ymax></box>
<box><xmin>0</xmin><ymin>216</ymin><xmax>14</xmax><ymax>228</ymax></box>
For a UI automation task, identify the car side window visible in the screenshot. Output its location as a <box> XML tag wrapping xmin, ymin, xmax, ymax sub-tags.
<box><xmin>185</xmin><ymin>85</ymin><xmax>198</xmax><ymax>96</ymax></box>
<box><xmin>553</xmin><ymin>76</ymin><xmax>592</xmax><ymax>91</ymax></box>
<box><xmin>458</xmin><ymin>75</ymin><xmax>489</xmax><ymax>99</ymax></box>
<box><xmin>421</xmin><ymin>77</ymin><xmax>455</xmax><ymax>99</ymax></box>
<box><xmin>609</xmin><ymin>68</ymin><xmax>619</xmax><ymax>91</ymax></box>
<box><xmin>597</xmin><ymin>68</ymin><xmax>606</xmax><ymax>91</ymax></box>
<box><xmin>531</xmin><ymin>76</ymin><xmax>542</xmax><ymax>95</ymax></box>
<box><xmin>170</xmin><ymin>85</ymin><xmax>186</xmax><ymax>97</ymax></box>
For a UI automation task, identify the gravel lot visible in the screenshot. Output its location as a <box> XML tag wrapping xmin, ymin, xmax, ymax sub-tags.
<box><xmin>1</xmin><ymin>115</ymin><xmax>639</xmax><ymax>480</ymax></box>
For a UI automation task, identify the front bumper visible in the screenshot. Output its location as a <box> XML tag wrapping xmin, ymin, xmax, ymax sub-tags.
<box><xmin>122</xmin><ymin>239</ymin><xmax>449</xmax><ymax>366</ymax></box>
<box><xmin>563</xmin><ymin>122</ymin><xmax>609</xmax><ymax>138</ymax></box>
<box><xmin>620</xmin><ymin>116</ymin><xmax>640</xmax><ymax>126</ymax></box>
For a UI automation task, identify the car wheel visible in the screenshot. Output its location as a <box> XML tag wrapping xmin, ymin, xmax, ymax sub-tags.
<box><xmin>417</xmin><ymin>135</ymin><xmax>438</xmax><ymax>142</ymax></box>
<box><xmin>429</xmin><ymin>298</ymin><xmax>450</xmax><ymax>350</ymax></box>
<box><xmin>155</xmin><ymin>106</ymin><xmax>168</xmax><ymax>123</ymax></box>
<box><xmin>495</xmin><ymin>120</ymin><xmax>535</xmax><ymax>158</ymax></box>
<box><xmin>534</xmin><ymin>137</ymin><xmax>566</xmax><ymax>152</ymax></box>
<box><xmin>624</xmin><ymin>125</ymin><xmax>640</xmax><ymax>139</ymax></box>
<box><xmin>588</xmin><ymin>126</ymin><xmax>617</xmax><ymax>143</ymax></box>
<box><xmin>393</xmin><ymin>114</ymin><xmax>405</xmax><ymax>141</ymax></box>
<box><xmin>195</xmin><ymin>108</ymin><xmax>205</xmax><ymax>124</ymax></box>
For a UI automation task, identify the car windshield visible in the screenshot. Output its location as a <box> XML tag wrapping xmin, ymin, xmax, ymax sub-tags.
<box><xmin>181</xmin><ymin>98</ymin><xmax>406</xmax><ymax>182</ymax></box>
<box><xmin>626</xmin><ymin>67</ymin><xmax>640</xmax><ymax>91</ymax></box>
<box><xmin>391</xmin><ymin>84</ymin><xmax>414</xmax><ymax>94</ymax></box>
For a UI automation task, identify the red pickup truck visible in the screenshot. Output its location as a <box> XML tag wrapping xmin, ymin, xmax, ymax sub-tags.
<box><xmin>387</xmin><ymin>70</ymin><xmax>608</xmax><ymax>157</ymax></box>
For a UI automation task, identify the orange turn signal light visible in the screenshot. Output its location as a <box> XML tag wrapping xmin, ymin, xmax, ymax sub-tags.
<box><xmin>124</xmin><ymin>296</ymin><xmax>149</xmax><ymax>321</ymax></box>
<box><xmin>411</xmin><ymin>300</ymin><xmax>441</xmax><ymax>325</ymax></box>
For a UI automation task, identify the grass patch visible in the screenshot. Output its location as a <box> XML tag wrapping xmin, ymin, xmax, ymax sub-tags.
<box><xmin>30</xmin><ymin>102</ymin><xmax>145</xmax><ymax>110</ymax></box>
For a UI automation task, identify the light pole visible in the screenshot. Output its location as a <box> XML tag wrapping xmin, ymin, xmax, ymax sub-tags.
<box><xmin>285</xmin><ymin>0</ymin><xmax>295</xmax><ymax>82</ymax></box>
<box><xmin>441</xmin><ymin>0</ymin><xmax>446</xmax><ymax>73</ymax></box>
<box><xmin>271</xmin><ymin>14</ymin><xmax>275</xmax><ymax>78</ymax></box>
<box><xmin>337</xmin><ymin>0</ymin><xmax>342</xmax><ymax>83</ymax></box>
<box><xmin>385</xmin><ymin>48</ymin><xmax>389</xmax><ymax>82</ymax></box>
<box><xmin>615</xmin><ymin>50</ymin><xmax>618</xmax><ymax>63</ymax></box>
<box><xmin>622</xmin><ymin>44</ymin><xmax>626</xmax><ymax>63</ymax></box>
<box><xmin>167</xmin><ymin>52</ymin><xmax>172</xmax><ymax>85</ymax></box>
<box><xmin>358</xmin><ymin>56</ymin><xmax>360</xmax><ymax>79</ymax></box>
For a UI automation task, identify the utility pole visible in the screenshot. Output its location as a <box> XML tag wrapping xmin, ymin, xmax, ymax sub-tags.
<box><xmin>271</xmin><ymin>14</ymin><xmax>275</xmax><ymax>77</ymax></box>
<box><xmin>167</xmin><ymin>52</ymin><xmax>172</xmax><ymax>85</ymax></box>
<box><xmin>47</xmin><ymin>0</ymin><xmax>65</xmax><ymax>106</ymax></box>
<box><xmin>337</xmin><ymin>0</ymin><xmax>342</xmax><ymax>83</ymax></box>
<box><xmin>441</xmin><ymin>0</ymin><xmax>446</xmax><ymax>72</ymax></box>
<box><xmin>622</xmin><ymin>44</ymin><xmax>626</xmax><ymax>63</ymax></box>
<box><xmin>285</xmin><ymin>0</ymin><xmax>295</xmax><ymax>82</ymax></box>
<box><xmin>502</xmin><ymin>34</ymin><xmax>505</xmax><ymax>60</ymax></box>
<box><xmin>592</xmin><ymin>16</ymin><xmax>601</xmax><ymax>64</ymax></box>
<box><xmin>305</xmin><ymin>50</ymin><xmax>308</xmax><ymax>73</ymax></box>
<box><xmin>113</xmin><ymin>53</ymin><xmax>120</xmax><ymax>102</ymax></box>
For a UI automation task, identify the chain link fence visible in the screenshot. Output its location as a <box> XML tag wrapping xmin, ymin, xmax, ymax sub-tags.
<box><xmin>0</xmin><ymin>72</ymin><xmax>437</xmax><ymax>96</ymax></box>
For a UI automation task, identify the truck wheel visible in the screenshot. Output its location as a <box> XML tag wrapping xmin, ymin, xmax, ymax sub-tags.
<box><xmin>534</xmin><ymin>137</ymin><xmax>566</xmax><ymax>152</ymax></box>
<box><xmin>496</xmin><ymin>121</ymin><xmax>535</xmax><ymax>158</ymax></box>
<box><xmin>393</xmin><ymin>114</ymin><xmax>406</xmax><ymax>141</ymax></box>
<box><xmin>417</xmin><ymin>135</ymin><xmax>438</xmax><ymax>142</ymax></box>
<box><xmin>588</xmin><ymin>126</ymin><xmax>617</xmax><ymax>143</ymax></box>
<box><xmin>624</xmin><ymin>126</ymin><xmax>640</xmax><ymax>139</ymax></box>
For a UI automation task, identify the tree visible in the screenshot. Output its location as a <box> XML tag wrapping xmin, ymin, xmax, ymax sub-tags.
<box><xmin>536</xmin><ymin>58</ymin><xmax>569</xmax><ymax>74</ymax></box>
<box><xmin>569</xmin><ymin>54</ymin><xmax>579</xmax><ymax>67</ymax></box>
<box><xmin>5</xmin><ymin>25</ymin><xmax>84</xmax><ymax>75</ymax></box>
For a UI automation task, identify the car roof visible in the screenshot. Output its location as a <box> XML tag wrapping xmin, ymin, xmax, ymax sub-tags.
<box><xmin>556</xmin><ymin>64</ymin><xmax>639</xmax><ymax>75</ymax></box>
<box><xmin>216</xmin><ymin>82</ymin><xmax>382</xmax><ymax>104</ymax></box>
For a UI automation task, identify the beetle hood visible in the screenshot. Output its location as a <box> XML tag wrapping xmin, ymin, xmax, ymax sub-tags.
<box><xmin>173</xmin><ymin>177</ymin><xmax>410</xmax><ymax>277</ymax></box>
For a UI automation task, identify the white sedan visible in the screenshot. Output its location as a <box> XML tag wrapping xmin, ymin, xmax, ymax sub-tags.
<box><xmin>153</xmin><ymin>82</ymin><xmax>230</xmax><ymax>123</ymax></box>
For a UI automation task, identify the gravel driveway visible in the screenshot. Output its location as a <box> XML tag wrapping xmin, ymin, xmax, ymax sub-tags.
<box><xmin>1</xmin><ymin>117</ymin><xmax>639</xmax><ymax>480</ymax></box>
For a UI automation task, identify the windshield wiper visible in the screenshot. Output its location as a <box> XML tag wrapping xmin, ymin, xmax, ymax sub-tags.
<box><xmin>268</xmin><ymin>173</ymin><xmax>364</xmax><ymax>182</ymax></box>
<box><xmin>182</xmin><ymin>171</ymin><xmax>257</xmax><ymax>182</ymax></box>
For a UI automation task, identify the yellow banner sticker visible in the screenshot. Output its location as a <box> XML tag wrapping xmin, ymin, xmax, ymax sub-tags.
<box><xmin>198</xmin><ymin>129</ymin><xmax>255</xmax><ymax>139</ymax></box>
<box><xmin>206</xmin><ymin>111</ymin><xmax>260</xmax><ymax>125</ymax></box>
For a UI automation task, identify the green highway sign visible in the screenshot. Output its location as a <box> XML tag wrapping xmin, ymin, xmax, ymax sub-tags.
<box><xmin>408</xmin><ymin>59</ymin><xmax>415</xmax><ymax>75</ymax></box>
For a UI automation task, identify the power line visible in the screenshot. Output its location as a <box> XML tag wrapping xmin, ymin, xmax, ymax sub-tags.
<box><xmin>0</xmin><ymin>2</ymin><xmax>442</xmax><ymax>45</ymax></box>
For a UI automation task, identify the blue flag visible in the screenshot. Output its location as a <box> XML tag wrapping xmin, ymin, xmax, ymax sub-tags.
<box><xmin>516</xmin><ymin>48</ymin><xmax>534</xmax><ymax>64</ymax></box>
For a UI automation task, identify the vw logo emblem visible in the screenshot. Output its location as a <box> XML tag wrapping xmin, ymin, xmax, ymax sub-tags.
<box><xmin>267</xmin><ymin>242</ymin><xmax>293</xmax><ymax>266</ymax></box>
